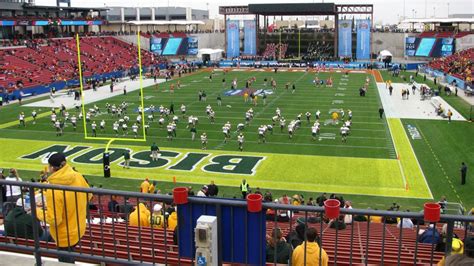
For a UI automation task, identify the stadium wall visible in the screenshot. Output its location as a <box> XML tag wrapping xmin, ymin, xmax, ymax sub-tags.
<box><xmin>456</xmin><ymin>34</ymin><xmax>474</xmax><ymax>51</ymax></box>
<box><xmin>372</xmin><ymin>32</ymin><xmax>406</xmax><ymax>58</ymax></box>
<box><xmin>197</xmin><ymin>32</ymin><xmax>225</xmax><ymax>50</ymax></box>
<box><xmin>114</xmin><ymin>35</ymin><xmax>151</xmax><ymax>51</ymax></box>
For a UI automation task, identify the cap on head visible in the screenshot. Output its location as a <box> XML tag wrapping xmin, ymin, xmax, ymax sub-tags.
<box><xmin>48</xmin><ymin>153</ymin><xmax>66</xmax><ymax>168</ymax></box>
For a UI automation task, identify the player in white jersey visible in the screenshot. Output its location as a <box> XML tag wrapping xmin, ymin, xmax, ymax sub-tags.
<box><xmin>279</xmin><ymin>117</ymin><xmax>286</xmax><ymax>132</ymax></box>
<box><xmin>85</xmin><ymin>112</ymin><xmax>91</xmax><ymax>123</ymax></box>
<box><xmin>113</xmin><ymin>121</ymin><xmax>119</xmax><ymax>136</ymax></box>
<box><xmin>272</xmin><ymin>115</ymin><xmax>279</xmax><ymax>126</ymax></box>
<box><xmin>159</xmin><ymin>105</ymin><xmax>164</xmax><ymax>114</ymax></box>
<box><xmin>311</xmin><ymin>125</ymin><xmax>319</xmax><ymax>141</ymax></box>
<box><xmin>340</xmin><ymin>125</ymin><xmax>349</xmax><ymax>143</ymax></box>
<box><xmin>206</xmin><ymin>105</ymin><xmax>212</xmax><ymax>115</ymax></box>
<box><xmin>144</xmin><ymin>123</ymin><xmax>150</xmax><ymax>134</ymax></box>
<box><xmin>258</xmin><ymin>125</ymin><xmax>266</xmax><ymax>143</ymax></box>
<box><xmin>340</xmin><ymin>109</ymin><xmax>345</xmax><ymax>119</ymax></box>
<box><xmin>167</xmin><ymin>123</ymin><xmax>174</xmax><ymax>141</ymax></box>
<box><xmin>181</xmin><ymin>104</ymin><xmax>186</xmax><ymax>118</ymax></box>
<box><xmin>348</xmin><ymin>109</ymin><xmax>352</xmax><ymax>120</ymax></box>
<box><xmin>19</xmin><ymin>112</ymin><xmax>26</xmax><ymax>127</ymax></box>
<box><xmin>136</xmin><ymin>115</ymin><xmax>142</xmax><ymax>125</ymax></box>
<box><xmin>237</xmin><ymin>123</ymin><xmax>245</xmax><ymax>132</ymax></box>
<box><xmin>124</xmin><ymin>116</ymin><xmax>130</xmax><ymax>124</ymax></box>
<box><xmin>209</xmin><ymin>111</ymin><xmax>215</xmax><ymax>124</ymax></box>
<box><xmin>158</xmin><ymin>116</ymin><xmax>165</xmax><ymax>128</ymax></box>
<box><xmin>171</xmin><ymin>122</ymin><xmax>177</xmax><ymax>137</ymax></box>
<box><xmin>305</xmin><ymin>112</ymin><xmax>312</xmax><ymax>124</ymax></box>
<box><xmin>276</xmin><ymin>107</ymin><xmax>281</xmax><ymax>117</ymax></box>
<box><xmin>148</xmin><ymin>114</ymin><xmax>154</xmax><ymax>122</ymax></box>
<box><xmin>315</xmin><ymin>110</ymin><xmax>321</xmax><ymax>120</ymax></box>
<box><xmin>266</xmin><ymin>124</ymin><xmax>273</xmax><ymax>135</ymax></box>
<box><xmin>172</xmin><ymin>115</ymin><xmax>179</xmax><ymax>123</ymax></box>
<box><xmin>91</xmin><ymin>121</ymin><xmax>97</xmax><ymax>137</ymax></box>
<box><xmin>288</xmin><ymin>122</ymin><xmax>295</xmax><ymax>139</ymax></box>
<box><xmin>71</xmin><ymin>115</ymin><xmax>77</xmax><ymax>130</ymax></box>
<box><xmin>55</xmin><ymin>120</ymin><xmax>62</xmax><ymax>136</ymax></box>
<box><xmin>51</xmin><ymin>113</ymin><xmax>57</xmax><ymax>124</ymax></box>
<box><xmin>201</xmin><ymin>133</ymin><xmax>208</xmax><ymax>150</ymax></box>
<box><xmin>64</xmin><ymin>111</ymin><xmax>69</xmax><ymax>122</ymax></box>
<box><xmin>344</xmin><ymin>120</ymin><xmax>352</xmax><ymax>129</ymax></box>
<box><xmin>237</xmin><ymin>133</ymin><xmax>245</xmax><ymax>151</ymax></box>
<box><xmin>31</xmin><ymin>110</ymin><xmax>37</xmax><ymax>124</ymax></box>
<box><xmin>100</xmin><ymin>120</ymin><xmax>106</xmax><ymax>132</ymax></box>
<box><xmin>122</xmin><ymin>123</ymin><xmax>128</xmax><ymax>135</ymax></box>
<box><xmin>132</xmin><ymin>123</ymin><xmax>139</xmax><ymax>138</ymax></box>
<box><xmin>222</xmin><ymin>125</ymin><xmax>230</xmax><ymax>143</ymax></box>
<box><xmin>187</xmin><ymin>116</ymin><xmax>194</xmax><ymax>128</ymax></box>
<box><xmin>245</xmin><ymin>112</ymin><xmax>251</xmax><ymax>125</ymax></box>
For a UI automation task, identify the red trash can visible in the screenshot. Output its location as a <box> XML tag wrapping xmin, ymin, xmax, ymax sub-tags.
<box><xmin>246</xmin><ymin>193</ymin><xmax>263</xmax><ymax>213</ymax></box>
<box><xmin>173</xmin><ymin>187</ymin><xmax>189</xmax><ymax>205</ymax></box>
<box><xmin>424</xmin><ymin>202</ymin><xmax>441</xmax><ymax>222</ymax></box>
<box><xmin>324</xmin><ymin>199</ymin><xmax>341</xmax><ymax>219</ymax></box>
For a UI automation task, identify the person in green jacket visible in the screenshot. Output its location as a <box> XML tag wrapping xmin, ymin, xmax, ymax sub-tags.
<box><xmin>266</xmin><ymin>228</ymin><xmax>291</xmax><ymax>264</ymax></box>
<box><xmin>5</xmin><ymin>200</ymin><xmax>43</xmax><ymax>240</ymax></box>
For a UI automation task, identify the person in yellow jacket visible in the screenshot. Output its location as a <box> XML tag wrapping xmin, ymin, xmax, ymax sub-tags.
<box><xmin>140</xmin><ymin>178</ymin><xmax>150</xmax><ymax>193</ymax></box>
<box><xmin>292</xmin><ymin>227</ymin><xmax>329</xmax><ymax>266</ymax></box>
<box><xmin>36</xmin><ymin>153</ymin><xmax>91</xmax><ymax>264</ymax></box>
<box><xmin>148</xmin><ymin>180</ymin><xmax>156</xmax><ymax>194</ymax></box>
<box><xmin>167</xmin><ymin>210</ymin><xmax>178</xmax><ymax>231</ymax></box>
<box><xmin>129</xmin><ymin>202</ymin><xmax>150</xmax><ymax>227</ymax></box>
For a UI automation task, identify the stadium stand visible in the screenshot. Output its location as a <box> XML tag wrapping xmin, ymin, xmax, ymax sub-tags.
<box><xmin>428</xmin><ymin>48</ymin><xmax>474</xmax><ymax>82</ymax></box>
<box><xmin>0</xmin><ymin>37</ymin><xmax>157</xmax><ymax>90</ymax></box>
<box><xmin>1</xmin><ymin>179</ymin><xmax>473</xmax><ymax>265</ymax></box>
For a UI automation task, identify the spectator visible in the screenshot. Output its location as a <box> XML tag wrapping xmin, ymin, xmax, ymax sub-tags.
<box><xmin>436</xmin><ymin>224</ymin><xmax>462</xmax><ymax>253</ymax></box>
<box><xmin>292</xmin><ymin>227</ymin><xmax>329</xmax><ymax>266</ymax></box>
<box><xmin>35</xmin><ymin>153</ymin><xmax>90</xmax><ymax>263</ymax></box>
<box><xmin>369</xmin><ymin>209</ymin><xmax>383</xmax><ymax>223</ymax></box>
<box><xmin>344</xmin><ymin>201</ymin><xmax>353</xmax><ymax>224</ymax></box>
<box><xmin>107</xmin><ymin>195</ymin><xmax>119</xmax><ymax>212</ymax></box>
<box><xmin>5</xmin><ymin>168</ymin><xmax>22</xmax><ymax>203</ymax></box>
<box><xmin>438</xmin><ymin>236</ymin><xmax>473</xmax><ymax>265</ymax></box>
<box><xmin>187</xmin><ymin>186</ymin><xmax>195</xmax><ymax>196</ymax></box>
<box><xmin>286</xmin><ymin>221</ymin><xmax>306</xmax><ymax>248</ymax></box>
<box><xmin>197</xmin><ymin>186</ymin><xmax>208</xmax><ymax>197</ymax></box>
<box><xmin>129</xmin><ymin>203</ymin><xmax>150</xmax><ymax>227</ymax></box>
<box><xmin>240</xmin><ymin>179</ymin><xmax>249</xmax><ymax>199</ymax></box>
<box><xmin>418</xmin><ymin>224</ymin><xmax>441</xmax><ymax>244</ymax></box>
<box><xmin>266</xmin><ymin>228</ymin><xmax>291</xmax><ymax>264</ymax></box>
<box><xmin>4</xmin><ymin>198</ymin><xmax>43</xmax><ymax>240</ymax></box>
<box><xmin>316</xmin><ymin>193</ymin><xmax>327</xmax><ymax>206</ymax></box>
<box><xmin>148</xmin><ymin>181</ymin><xmax>157</xmax><ymax>194</ymax></box>
<box><xmin>207</xmin><ymin>180</ymin><xmax>218</xmax><ymax>197</ymax></box>
<box><xmin>167</xmin><ymin>207</ymin><xmax>178</xmax><ymax>231</ymax></box>
<box><xmin>140</xmin><ymin>178</ymin><xmax>150</xmax><ymax>193</ymax></box>
<box><xmin>397</xmin><ymin>211</ymin><xmax>414</xmax><ymax>229</ymax></box>
<box><xmin>438</xmin><ymin>196</ymin><xmax>448</xmax><ymax>213</ymax></box>
<box><xmin>150</xmin><ymin>203</ymin><xmax>165</xmax><ymax>229</ymax></box>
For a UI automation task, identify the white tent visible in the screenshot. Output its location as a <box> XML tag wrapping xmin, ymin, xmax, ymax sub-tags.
<box><xmin>377</xmin><ymin>50</ymin><xmax>393</xmax><ymax>61</ymax></box>
<box><xmin>197</xmin><ymin>48</ymin><xmax>223</xmax><ymax>61</ymax></box>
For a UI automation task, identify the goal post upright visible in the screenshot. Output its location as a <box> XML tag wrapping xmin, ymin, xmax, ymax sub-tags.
<box><xmin>75</xmin><ymin>33</ymin><xmax>148</xmax><ymax>177</ymax></box>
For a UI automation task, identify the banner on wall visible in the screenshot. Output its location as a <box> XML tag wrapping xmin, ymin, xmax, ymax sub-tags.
<box><xmin>226</xmin><ymin>20</ymin><xmax>240</xmax><ymax>58</ymax></box>
<box><xmin>356</xmin><ymin>19</ymin><xmax>371</xmax><ymax>60</ymax></box>
<box><xmin>243</xmin><ymin>20</ymin><xmax>257</xmax><ymax>55</ymax></box>
<box><xmin>338</xmin><ymin>20</ymin><xmax>352</xmax><ymax>58</ymax></box>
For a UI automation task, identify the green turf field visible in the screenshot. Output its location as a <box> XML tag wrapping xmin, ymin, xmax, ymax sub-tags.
<box><xmin>1</xmin><ymin>69</ymin><xmax>473</xmax><ymax>210</ymax></box>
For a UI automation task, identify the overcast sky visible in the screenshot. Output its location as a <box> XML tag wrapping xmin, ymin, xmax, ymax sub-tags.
<box><xmin>35</xmin><ymin>0</ymin><xmax>473</xmax><ymax>24</ymax></box>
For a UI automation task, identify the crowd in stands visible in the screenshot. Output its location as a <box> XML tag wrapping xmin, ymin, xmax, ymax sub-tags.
<box><xmin>303</xmin><ymin>41</ymin><xmax>334</xmax><ymax>61</ymax></box>
<box><xmin>0</xmin><ymin>36</ymin><xmax>160</xmax><ymax>90</ymax></box>
<box><xmin>428</xmin><ymin>48</ymin><xmax>474</xmax><ymax>84</ymax></box>
<box><xmin>261</xmin><ymin>43</ymin><xmax>290</xmax><ymax>60</ymax></box>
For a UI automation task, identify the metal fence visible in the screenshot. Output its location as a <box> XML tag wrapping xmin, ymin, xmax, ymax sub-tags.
<box><xmin>1</xmin><ymin>179</ymin><xmax>473</xmax><ymax>265</ymax></box>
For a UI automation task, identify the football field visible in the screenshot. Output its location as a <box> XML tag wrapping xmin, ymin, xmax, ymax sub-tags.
<box><xmin>0</xmin><ymin>69</ymin><xmax>433</xmax><ymax>199</ymax></box>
